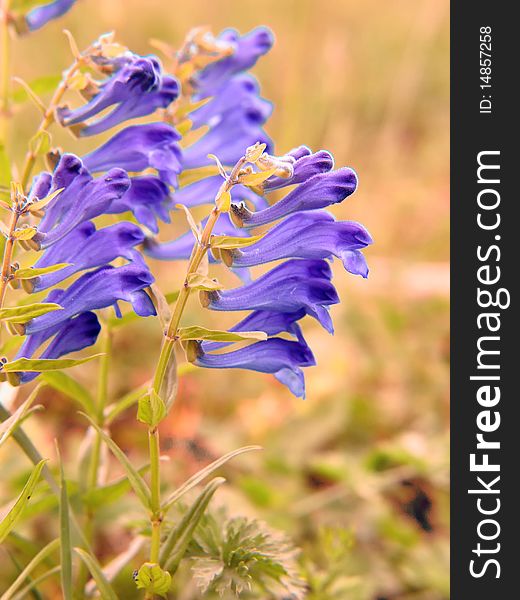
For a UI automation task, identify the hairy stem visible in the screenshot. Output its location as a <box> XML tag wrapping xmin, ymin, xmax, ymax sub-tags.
<box><xmin>0</xmin><ymin>204</ymin><xmax>20</xmax><ymax>308</ymax></box>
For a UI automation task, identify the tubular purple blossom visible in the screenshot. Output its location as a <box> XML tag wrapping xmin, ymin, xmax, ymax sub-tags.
<box><xmin>230</xmin><ymin>167</ymin><xmax>358</xmax><ymax>228</ymax></box>
<box><xmin>203</xmin><ymin>259</ymin><xmax>339</xmax><ymax>333</ymax></box>
<box><xmin>25</xmin><ymin>0</ymin><xmax>77</xmax><ymax>31</ymax></box>
<box><xmin>83</xmin><ymin>123</ymin><xmax>182</xmax><ymax>186</ymax></box>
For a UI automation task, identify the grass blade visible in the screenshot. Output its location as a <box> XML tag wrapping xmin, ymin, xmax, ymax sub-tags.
<box><xmin>56</xmin><ymin>445</ymin><xmax>72</xmax><ymax>600</ymax></box>
<box><xmin>73</xmin><ymin>548</ymin><xmax>118</xmax><ymax>600</ymax></box>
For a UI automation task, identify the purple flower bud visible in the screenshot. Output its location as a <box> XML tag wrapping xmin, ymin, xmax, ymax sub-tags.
<box><xmin>195</xmin><ymin>337</ymin><xmax>315</xmax><ymax>398</ymax></box>
<box><xmin>25</xmin><ymin>260</ymin><xmax>155</xmax><ymax>335</ymax></box>
<box><xmin>225</xmin><ymin>211</ymin><xmax>372</xmax><ymax>277</ymax></box>
<box><xmin>109</xmin><ymin>176</ymin><xmax>172</xmax><ymax>233</ymax></box>
<box><xmin>28</xmin><ymin>172</ymin><xmax>52</xmax><ymax>201</ymax></box>
<box><xmin>25</xmin><ymin>0</ymin><xmax>77</xmax><ymax>31</ymax></box>
<box><xmin>204</xmin><ymin>259</ymin><xmax>339</xmax><ymax>333</ymax></box>
<box><xmin>182</xmin><ymin>102</ymin><xmax>272</xmax><ymax>170</ymax></box>
<box><xmin>231</xmin><ymin>167</ymin><xmax>358</xmax><ymax>228</ymax></box>
<box><xmin>16</xmin><ymin>312</ymin><xmax>101</xmax><ymax>384</ymax></box>
<box><xmin>195</xmin><ymin>27</ymin><xmax>274</xmax><ymax>96</ymax></box>
<box><xmin>32</xmin><ymin>221</ymin><xmax>145</xmax><ymax>291</ymax></box>
<box><xmin>83</xmin><ymin>123</ymin><xmax>182</xmax><ymax>186</ymax></box>
<box><xmin>36</xmin><ymin>154</ymin><xmax>130</xmax><ymax>248</ymax></box>
<box><xmin>263</xmin><ymin>150</ymin><xmax>334</xmax><ymax>192</ymax></box>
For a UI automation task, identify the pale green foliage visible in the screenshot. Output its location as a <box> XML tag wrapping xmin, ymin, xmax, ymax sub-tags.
<box><xmin>185</xmin><ymin>510</ymin><xmax>306</xmax><ymax>599</ymax></box>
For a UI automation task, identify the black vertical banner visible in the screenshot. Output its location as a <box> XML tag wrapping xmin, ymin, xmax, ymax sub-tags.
<box><xmin>451</xmin><ymin>3</ymin><xmax>516</xmax><ymax>599</ymax></box>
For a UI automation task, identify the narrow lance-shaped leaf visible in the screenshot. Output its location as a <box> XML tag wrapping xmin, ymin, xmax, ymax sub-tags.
<box><xmin>186</xmin><ymin>273</ymin><xmax>223</xmax><ymax>291</ymax></box>
<box><xmin>28</xmin><ymin>188</ymin><xmax>64</xmax><ymax>213</ymax></box>
<box><xmin>0</xmin><ymin>302</ymin><xmax>62</xmax><ymax>324</ymax></box>
<box><xmin>177</xmin><ymin>326</ymin><xmax>267</xmax><ymax>343</ymax></box>
<box><xmin>162</xmin><ymin>446</ymin><xmax>261</xmax><ymax>513</ymax></box>
<box><xmin>80</xmin><ymin>413</ymin><xmax>151</xmax><ymax>509</ymax></box>
<box><xmin>14</xmin><ymin>263</ymin><xmax>70</xmax><ymax>280</ymax></box>
<box><xmin>210</xmin><ymin>231</ymin><xmax>266</xmax><ymax>250</ymax></box>
<box><xmin>0</xmin><ymin>460</ymin><xmax>47</xmax><ymax>544</ymax></box>
<box><xmin>160</xmin><ymin>477</ymin><xmax>225</xmax><ymax>572</ymax></box>
<box><xmin>56</xmin><ymin>444</ymin><xmax>72</xmax><ymax>600</ymax></box>
<box><xmin>238</xmin><ymin>166</ymin><xmax>277</xmax><ymax>186</ymax></box>
<box><xmin>0</xmin><ymin>383</ymin><xmax>44</xmax><ymax>449</ymax></box>
<box><xmin>2</xmin><ymin>354</ymin><xmax>103</xmax><ymax>373</ymax></box>
<box><xmin>73</xmin><ymin>548</ymin><xmax>118</xmax><ymax>600</ymax></box>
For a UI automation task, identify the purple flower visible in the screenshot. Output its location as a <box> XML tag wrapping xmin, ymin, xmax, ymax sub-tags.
<box><xmin>195</xmin><ymin>27</ymin><xmax>274</xmax><ymax>96</ymax></box>
<box><xmin>35</xmin><ymin>154</ymin><xmax>130</xmax><ymax>248</ymax></box>
<box><xmin>25</xmin><ymin>261</ymin><xmax>156</xmax><ymax>335</ymax></box>
<box><xmin>109</xmin><ymin>176</ymin><xmax>172</xmax><ymax>233</ymax></box>
<box><xmin>195</xmin><ymin>337</ymin><xmax>315</xmax><ymax>398</ymax></box>
<box><xmin>83</xmin><ymin>123</ymin><xmax>182</xmax><ymax>186</ymax></box>
<box><xmin>174</xmin><ymin>175</ymin><xmax>266</xmax><ymax>210</ymax></box>
<box><xmin>25</xmin><ymin>0</ymin><xmax>77</xmax><ymax>31</ymax></box>
<box><xmin>15</xmin><ymin>312</ymin><xmax>101</xmax><ymax>384</ymax></box>
<box><xmin>231</xmin><ymin>167</ymin><xmax>358</xmax><ymax>228</ymax></box>
<box><xmin>32</xmin><ymin>221</ymin><xmax>144</xmax><ymax>291</ymax></box>
<box><xmin>182</xmin><ymin>100</ymin><xmax>272</xmax><ymax>170</ymax></box>
<box><xmin>58</xmin><ymin>55</ymin><xmax>179</xmax><ymax>136</ymax></box>
<box><xmin>223</xmin><ymin>211</ymin><xmax>372</xmax><ymax>277</ymax></box>
<box><xmin>203</xmin><ymin>259</ymin><xmax>339</xmax><ymax>333</ymax></box>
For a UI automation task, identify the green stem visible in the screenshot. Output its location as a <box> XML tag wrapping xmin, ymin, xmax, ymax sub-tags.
<box><xmin>0</xmin><ymin>0</ymin><xmax>10</xmax><ymax>143</ymax></box>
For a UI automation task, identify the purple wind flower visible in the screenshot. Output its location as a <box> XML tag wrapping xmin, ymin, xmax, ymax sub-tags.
<box><xmin>230</xmin><ymin>167</ymin><xmax>358</xmax><ymax>228</ymax></box>
<box><xmin>25</xmin><ymin>0</ymin><xmax>77</xmax><ymax>31</ymax></box>
<box><xmin>195</xmin><ymin>337</ymin><xmax>315</xmax><ymax>399</ymax></box>
<box><xmin>31</xmin><ymin>221</ymin><xmax>144</xmax><ymax>291</ymax></box>
<box><xmin>57</xmin><ymin>55</ymin><xmax>179</xmax><ymax>136</ymax></box>
<box><xmin>24</xmin><ymin>261</ymin><xmax>156</xmax><ymax>335</ymax></box>
<box><xmin>34</xmin><ymin>154</ymin><xmax>130</xmax><ymax>249</ymax></box>
<box><xmin>203</xmin><ymin>259</ymin><xmax>339</xmax><ymax>333</ymax></box>
<box><xmin>15</xmin><ymin>312</ymin><xmax>101</xmax><ymax>384</ymax></box>
<box><xmin>194</xmin><ymin>27</ymin><xmax>274</xmax><ymax>96</ymax></box>
<box><xmin>109</xmin><ymin>176</ymin><xmax>172</xmax><ymax>233</ymax></box>
<box><xmin>83</xmin><ymin>123</ymin><xmax>182</xmax><ymax>187</ymax></box>
<box><xmin>222</xmin><ymin>210</ymin><xmax>373</xmax><ymax>277</ymax></box>
<box><xmin>262</xmin><ymin>147</ymin><xmax>335</xmax><ymax>192</ymax></box>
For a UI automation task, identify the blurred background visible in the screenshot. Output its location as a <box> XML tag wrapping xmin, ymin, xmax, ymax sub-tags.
<box><xmin>1</xmin><ymin>0</ymin><xmax>449</xmax><ymax>598</ymax></box>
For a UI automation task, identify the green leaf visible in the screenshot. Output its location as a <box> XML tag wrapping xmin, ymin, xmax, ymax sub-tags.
<box><xmin>134</xmin><ymin>562</ymin><xmax>172</xmax><ymax>597</ymax></box>
<box><xmin>57</xmin><ymin>447</ymin><xmax>72</xmax><ymax>600</ymax></box>
<box><xmin>41</xmin><ymin>370</ymin><xmax>95</xmax><ymax>415</ymax></box>
<box><xmin>73</xmin><ymin>548</ymin><xmax>118</xmax><ymax>600</ymax></box>
<box><xmin>80</xmin><ymin>413</ymin><xmax>151</xmax><ymax>509</ymax></box>
<box><xmin>0</xmin><ymin>302</ymin><xmax>62</xmax><ymax>324</ymax></box>
<box><xmin>186</xmin><ymin>273</ymin><xmax>223</xmax><ymax>291</ymax></box>
<box><xmin>0</xmin><ymin>539</ymin><xmax>60</xmax><ymax>600</ymax></box>
<box><xmin>137</xmin><ymin>390</ymin><xmax>167</xmax><ymax>427</ymax></box>
<box><xmin>14</xmin><ymin>263</ymin><xmax>70</xmax><ymax>280</ymax></box>
<box><xmin>160</xmin><ymin>477</ymin><xmax>225</xmax><ymax>573</ymax></box>
<box><xmin>162</xmin><ymin>446</ymin><xmax>261</xmax><ymax>513</ymax></box>
<box><xmin>10</xmin><ymin>566</ymin><xmax>60</xmax><ymax>600</ymax></box>
<box><xmin>0</xmin><ymin>384</ymin><xmax>43</xmax><ymax>450</ymax></box>
<box><xmin>0</xmin><ymin>460</ymin><xmax>46</xmax><ymax>544</ymax></box>
<box><xmin>210</xmin><ymin>231</ymin><xmax>266</xmax><ymax>250</ymax></box>
<box><xmin>2</xmin><ymin>354</ymin><xmax>102</xmax><ymax>373</ymax></box>
<box><xmin>178</xmin><ymin>326</ymin><xmax>267</xmax><ymax>343</ymax></box>
<box><xmin>28</xmin><ymin>130</ymin><xmax>51</xmax><ymax>157</ymax></box>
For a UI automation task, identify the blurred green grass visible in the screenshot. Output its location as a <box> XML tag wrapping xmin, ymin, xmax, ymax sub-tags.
<box><xmin>1</xmin><ymin>0</ymin><xmax>449</xmax><ymax>598</ymax></box>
